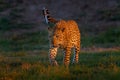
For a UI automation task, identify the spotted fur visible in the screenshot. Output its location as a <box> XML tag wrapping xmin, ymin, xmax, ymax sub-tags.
<box><xmin>49</xmin><ymin>20</ymin><xmax>80</xmax><ymax>67</ymax></box>
<box><xmin>42</xmin><ymin>8</ymin><xmax>80</xmax><ymax>67</ymax></box>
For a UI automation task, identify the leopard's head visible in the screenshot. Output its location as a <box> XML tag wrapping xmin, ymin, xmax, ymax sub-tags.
<box><xmin>51</xmin><ymin>27</ymin><xmax>65</xmax><ymax>48</ymax></box>
<box><xmin>48</xmin><ymin>20</ymin><xmax>66</xmax><ymax>48</ymax></box>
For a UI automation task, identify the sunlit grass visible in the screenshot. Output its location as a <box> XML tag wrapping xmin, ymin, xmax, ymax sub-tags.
<box><xmin>0</xmin><ymin>51</ymin><xmax>120</xmax><ymax>80</ymax></box>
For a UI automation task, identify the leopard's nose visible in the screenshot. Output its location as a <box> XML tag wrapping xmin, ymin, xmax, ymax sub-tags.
<box><xmin>52</xmin><ymin>44</ymin><xmax>58</xmax><ymax>48</ymax></box>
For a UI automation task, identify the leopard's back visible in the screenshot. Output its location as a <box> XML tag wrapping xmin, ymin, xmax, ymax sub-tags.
<box><xmin>55</xmin><ymin>20</ymin><xmax>80</xmax><ymax>48</ymax></box>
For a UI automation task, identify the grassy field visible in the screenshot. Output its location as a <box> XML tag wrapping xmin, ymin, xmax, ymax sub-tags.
<box><xmin>0</xmin><ymin>51</ymin><xmax>120</xmax><ymax>80</ymax></box>
<box><xmin>0</xmin><ymin>17</ymin><xmax>120</xmax><ymax>80</ymax></box>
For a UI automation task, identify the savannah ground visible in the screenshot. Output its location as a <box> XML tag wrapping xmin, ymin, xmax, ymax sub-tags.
<box><xmin>0</xmin><ymin>0</ymin><xmax>120</xmax><ymax>80</ymax></box>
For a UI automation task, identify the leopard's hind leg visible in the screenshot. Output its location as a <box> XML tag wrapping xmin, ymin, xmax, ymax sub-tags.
<box><xmin>72</xmin><ymin>45</ymin><xmax>80</xmax><ymax>64</ymax></box>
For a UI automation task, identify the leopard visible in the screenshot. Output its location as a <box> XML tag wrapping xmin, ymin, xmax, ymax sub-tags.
<box><xmin>48</xmin><ymin>20</ymin><xmax>80</xmax><ymax>67</ymax></box>
<box><xmin>42</xmin><ymin>7</ymin><xmax>80</xmax><ymax>67</ymax></box>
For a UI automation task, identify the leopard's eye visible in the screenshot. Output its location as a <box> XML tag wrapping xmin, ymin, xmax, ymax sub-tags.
<box><xmin>56</xmin><ymin>35</ymin><xmax>59</xmax><ymax>38</ymax></box>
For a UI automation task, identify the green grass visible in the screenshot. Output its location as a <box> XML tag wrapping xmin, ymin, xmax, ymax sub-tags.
<box><xmin>81</xmin><ymin>27</ymin><xmax>120</xmax><ymax>47</ymax></box>
<box><xmin>0</xmin><ymin>30</ymin><xmax>49</xmax><ymax>51</ymax></box>
<box><xmin>0</xmin><ymin>51</ymin><xmax>120</xmax><ymax>80</ymax></box>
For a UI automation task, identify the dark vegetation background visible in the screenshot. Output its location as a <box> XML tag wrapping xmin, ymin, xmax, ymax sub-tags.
<box><xmin>0</xmin><ymin>0</ymin><xmax>120</xmax><ymax>80</ymax></box>
<box><xmin>0</xmin><ymin>0</ymin><xmax>120</xmax><ymax>51</ymax></box>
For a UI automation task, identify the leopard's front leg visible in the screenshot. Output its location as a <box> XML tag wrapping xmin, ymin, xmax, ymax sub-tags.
<box><xmin>49</xmin><ymin>47</ymin><xmax>58</xmax><ymax>66</ymax></box>
<box><xmin>63</xmin><ymin>47</ymin><xmax>71</xmax><ymax>67</ymax></box>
